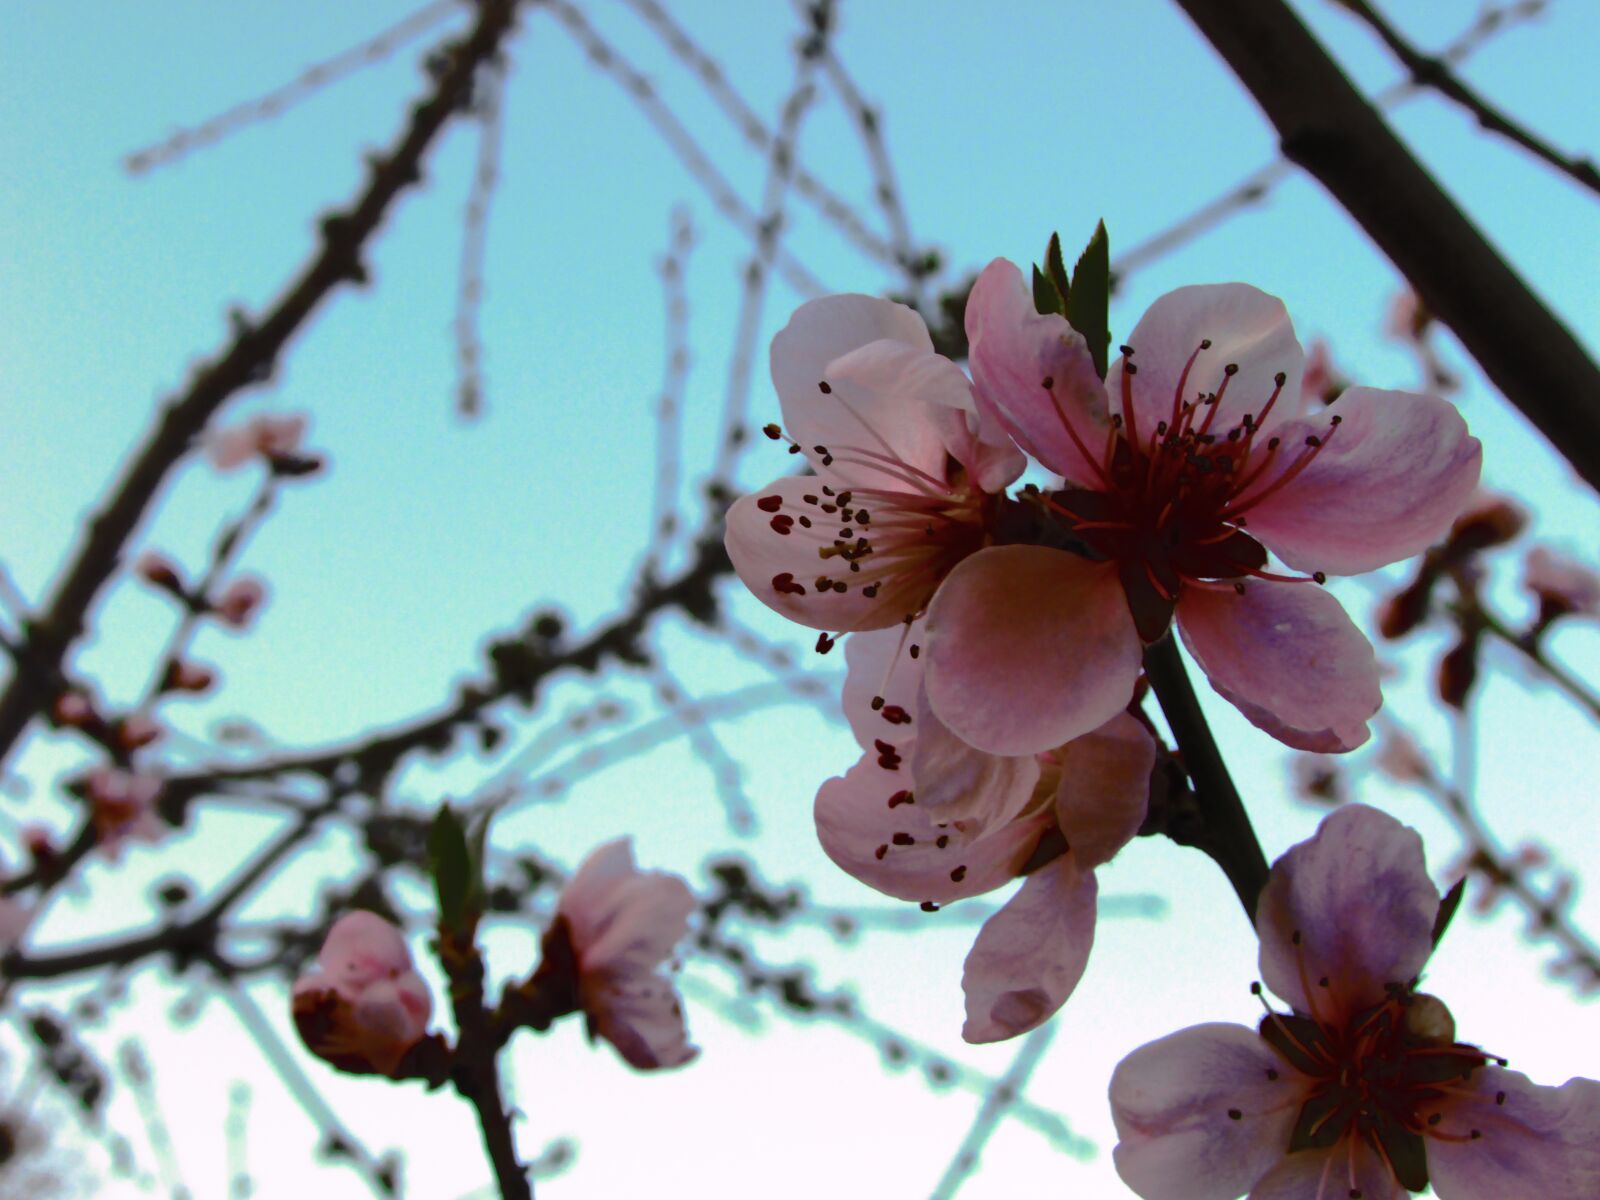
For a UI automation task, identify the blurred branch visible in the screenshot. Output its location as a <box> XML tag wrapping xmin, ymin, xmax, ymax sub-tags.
<box><xmin>1172</xmin><ymin>0</ymin><xmax>1600</xmax><ymax>493</ymax></box>
<box><xmin>929</xmin><ymin>1024</ymin><xmax>1056</xmax><ymax>1200</ymax></box>
<box><xmin>455</xmin><ymin>59</ymin><xmax>507</xmax><ymax>419</ymax></box>
<box><xmin>1472</xmin><ymin>604</ymin><xmax>1600</xmax><ymax>723</ymax></box>
<box><xmin>1333</xmin><ymin>0</ymin><xmax>1599</xmax><ymax>198</ymax></box>
<box><xmin>0</xmin><ymin>0</ymin><xmax>529</xmax><ymax>774</ymax></box>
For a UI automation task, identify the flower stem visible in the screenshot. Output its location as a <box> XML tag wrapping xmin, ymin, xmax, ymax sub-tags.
<box><xmin>1473</xmin><ymin>604</ymin><xmax>1600</xmax><ymax>723</ymax></box>
<box><xmin>1142</xmin><ymin>635</ymin><xmax>1268</xmax><ymax>920</ymax></box>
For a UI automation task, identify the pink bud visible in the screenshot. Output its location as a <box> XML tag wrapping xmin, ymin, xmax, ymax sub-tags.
<box><xmin>135</xmin><ymin>550</ymin><xmax>184</xmax><ymax>593</ymax></box>
<box><xmin>114</xmin><ymin>714</ymin><xmax>163</xmax><ymax>751</ymax></box>
<box><xmin>212</xmin><ymin>577</ymin><xmax>267</xmax><ymax>629</ymax></box>
<box><xmin>51</xmin><ymin>692</ymin><xmax>95</xmax><ymax>728</ymax></box>
<box><xmin>162</xmin><ymin>661</ymin><xmax>216</xmax><ymax>694</ymax></box>
<box><xmin>292</xmin><ymin>912</ymin><xmax>432</xmax><ymax>1076</ymax></box>
<box><xmin>87</xmin><ymin>767</ymin><xmax>165</xmax><ymax>856</ymax></box>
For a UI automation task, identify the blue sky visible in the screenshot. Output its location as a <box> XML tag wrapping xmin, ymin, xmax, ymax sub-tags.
<box><xmin>1</xmin><ymin>2</ymin><xmax>1597</xmax><ymax>1196</ymax></box>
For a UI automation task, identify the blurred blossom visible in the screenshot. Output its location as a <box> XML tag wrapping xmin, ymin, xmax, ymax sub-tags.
<box><xmin>208</xmin><ymin>412</ymin><xmax>309</xmax><ymax>470</ymax></box>
<box><xmin>1523</xmin><ymin>545</ymin><xmax>1600</xmax><ymax>623</ymax></box>
<box><xmin>530</xmin><ymin>838</ymin><xmax>697</xmax><ymax>1070</ymax></box>
<box><xmin>161</xmin><ymin>660</ymin><xmax>217</xmax><ymax>694</ymax></box>
<box><xmin>113</xmin><ymin>713</ymin><xmax>163</xmax><ymax>751</ymax></box>
<box><xmin>1111</xmin><ymin>805</ymin><xmax>1600</xmax><ymax>1199</ymax></box>
<box><xmin>1374</xmin><ymin>728</ymin><xmax>1433</xmax><ymax>785</ymax></box>
<box><xmin>86</xmin><ymin>768</ymin><xmax>165</xmax><ymax>856</ymax></box>
<box><xmin>292</xmin><ymin>911</ymin><xmax>432</xmax><ymax>1076</ymax></box>
<box><xmin>134</xmin><ymin>549</ymin><xmax>184</xmax><ymax>593</ymax></box>
<box><xmin>1299</xmin><ymin>337</ymin><xmax>1346</xmax><ymax>407</ymax></box>
<box><xmin>1384</xmin><ymin>287</ymin><xmax>1429</xmax><ymax>343</ymax></box>
<box><xmin>49</xmin><ymin>692</ymin><xmax>95</xmax><ymax>729</ymax></box>
<box><xmin>925</xmin><ymin>262</ymin><xmax>1480</xmax><ymax>757</ymax></box>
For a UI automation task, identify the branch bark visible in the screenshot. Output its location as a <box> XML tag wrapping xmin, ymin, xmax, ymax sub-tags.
<box><xmin>1172</xmin><ymin>0</ymin><xmax>1600</xmax><ymax>493</ymax></box>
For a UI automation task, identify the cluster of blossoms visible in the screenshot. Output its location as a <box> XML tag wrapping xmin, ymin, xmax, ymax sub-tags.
<box><xmin>292</xmin><ymin>838</ymin><xmax>696</xmax><ymax>1077</ymax></box>
<box><xmin>726</xmin><ymin>257</ymin><xmax>1482</xmax><ymax>1038</ymax></box>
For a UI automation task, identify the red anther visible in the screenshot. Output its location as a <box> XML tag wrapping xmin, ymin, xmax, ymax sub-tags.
<box><xmin>756</xmin><ymin>495</ymin><xmax>784</xmax><ymax>513</ymax></box>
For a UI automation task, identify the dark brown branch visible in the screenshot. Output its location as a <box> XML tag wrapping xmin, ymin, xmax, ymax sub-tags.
<box><xmin>0</xmin><ymin>0</ymin><xmax>527</xmax><ymax>774</ymax></box>
<box><xmin>1335</xmin><ymin>0</ymin><xmax>1600</xmax><ymax>199</ymax></box>
<box><xmin>1172</xmin><ymin>0</ymin><xmax>1600</xmax><ymax>493</ymax></box>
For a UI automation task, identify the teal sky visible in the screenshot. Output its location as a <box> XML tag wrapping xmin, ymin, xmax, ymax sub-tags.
<box><xmin>2</xmin><ymin>2</ymin><xmax>1597</xmax><ymax>1196</ymax></box>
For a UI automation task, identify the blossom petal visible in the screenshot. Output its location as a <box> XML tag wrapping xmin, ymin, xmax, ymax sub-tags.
<box><xmin>1053</xmin><ymin>711</ymin><xmax>1156</xmax><ymax>870</ymax></box>
<box><xmin>923</xmin><ymin>399</ymin><xmax>1028</xmax><ymax>494</ymax></box>
<box><xmin>815</xmin><ymin>751</ymin><xmax>1053</xmax><ymax>905</ymax></box>
<box><xmin>726</xmin><ymin>477</ymin><xmax>905</xmax><ymax>632</ymax></box>
<box><xmin>1176</xmin><ymin>581</ymin><xmax>1380</xmax><ymax>753</ymax></box>
<box><xmin>1427</xmin><ymin>1068</ymin><xmax>1600</xmax><ymax>1200</ymax></box>
<box><xmin>1111</xmin><ymin>1022</ymin><xmax>1303</xmax><ymax>1200</ymax></box>
<box><xmin>841</xmin><ymin>623</ymin><xmax>926</xmax><ymax>751</ymax></box>
<box><xmin>771</xmin><ymin>293</ymin><xmax>934</xmax><ymax>477</ymax></box>
<box><xmin>1108</xmin><ymin>284</ymin><xmax>1304</xmax><ymax>442</ymax></box>
<box><xmin>560</xmin><ymin>841</ymin><xmax>695</xmax><ymax>977</ymax></box>
<box><xmin>910</xmin><ymin>683</ymin><xmax>1041</xmax><ymax>824</ymax></box>
<box><xmin>1245</xmin><ymin>1141</ymin><xmax>1404</xmax><ymax>1200</ymax></box>
<box><xmin>925</xmin><ymin>546</ymin><xmax>1140</xmax><ymax>756</ymax></box>
<box><xmin>353</xmin><ymin>975</ymin><xmax>432</xmax><ymax>1045</ymax></box>
<box><xmin>1241</xmin><ymin>388</ymin><xmax>1482</xmax><ymax>576</ymax></box>
<box><xmin>1255</xmin><ymin>805</ymin><xmax>1437</xmax><ymax>1019</ymax></box>
<box><xmin>961</xmin><ymin>856</ymin><xmax>1096</xmax><ymax>1043</ymax></box>
<box><xmin>318</xmin><ymin>911</ymin><xmax>415</xmax><ymax>993</ymax></box>
<box><xmin>965</xmin><ymin>258</ymin><xmax>1110</xmax><ymax>484</ymax></box>
<box><xmin>585</xmin><ymin>976</ymin><xmax>698</xmax><ymax>1071</ymax></box>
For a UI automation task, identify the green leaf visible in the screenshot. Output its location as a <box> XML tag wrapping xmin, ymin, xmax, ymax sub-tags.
<box><xmin>428</xmin><ymin>805</ymin><xmax>473</xmax><ymax>931</ymax></box>
<box><xmin>1431</xmin><ymin>876</ymin><xmax>1467</xmax><ymax>948</ymax></box>
<box><xmin>1066</xmin><ymin>220</ymin><xmax>1110</xmax><ymax>379</ymax></box>
<box><xmin>1045</xmin><ymin>231</ymin><xmax>1071</xmax><ymax>311</ymax></box>
<box><xmin>1031</xmin><ymin>264</ymin><xmax>1063</xmax><ymax>316</ymax></box>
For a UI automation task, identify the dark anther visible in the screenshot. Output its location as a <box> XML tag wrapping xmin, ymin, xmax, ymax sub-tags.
<box><xmin>1312</xmin><ymin>572</ymin><xmax>1327</xmax><ymax>584</ymax></box>
<box><xmin>816</xmin><ymin>633</ymin><xmax>836</xmax><ymax>654</ymax></box>
<box><xmin>1041</xmin><ymin>376</ymin><xmax>1054</xmax><ymax>390</ymax></box>
<box><xmin>908</xmin><ymin>644</ymin><xmax>920</xmax><ymax>659</ymax></box>
<box><xmin>871</xmin><ymin>696</ymin><xmax>885</xmax><ymax>711</ymax></box>
<box><xmin>887</xmin><ymin>790</ymin><xmax>913</xmax><ymax>808</ymax></box>
<box><xmin>1200</xmin><ymin>338</ymin><xmax>1212</xmax><ymax>349</ymax></box>
<box><xmin>1273</xmin><ymin>371</ymin><xmax>1287</xmax><ymax>386</ymax></box>
<box><xmin>949</xmin><ymin>865</ymin><xmax>967</xmax><ymax>883</ymax></box>
<box><xmin>891</xmin><ymin>832</ymin><xmax>915</xmax><ymax>846</ymax></box>
<box><xmin>1305</xmin><ymin>435</ymin><xmax>1322</xmax><ymax>447</ymax></box>
<box><xmin>935</xmin><ymin>835</ymin><xmax>949</xmax><ymax>848</ymax></box>
<box><xmin>756</xmin><ymin>495</ymin><xmax>783</xmax><ymax>513</ymax></box>
<box><xmin>763</xmin><ymin>423</ymin><xmax>783</xmax><ymax>439</ymax></box>
<box><xmin>920</xmin><ymin>901</ymin><xmax>939</xmax><ymax>912</ymax></box>
<box><xmin>1227</xmin><ymin>1109</ymin><xmax>1242</xmax><ymax>1121</ymax></box>
<box><xmin>818</xmin><ymin>380</ymin><xmax>832</xmax><ymax>393</ymax></box>
<box><xmin>1265</xmin><ymin>1069</ymin><xmax>1279</xmax><ymax>1080</ymax></box>
<box><xmin>874</xmin><ymin>844</ymin><xmax>888</xmax><ymax>860</ymax></box>
<box><xmin>1223</xmin><ymin>363</ymin><xmax>1239</xmax><ymax>376</ymax></box>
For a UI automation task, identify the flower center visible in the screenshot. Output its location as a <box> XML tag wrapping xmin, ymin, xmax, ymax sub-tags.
<box><xmin>1035</xmin><ymin>343</ymin><xmax>1339</xmax><ymax>641</ymax></box>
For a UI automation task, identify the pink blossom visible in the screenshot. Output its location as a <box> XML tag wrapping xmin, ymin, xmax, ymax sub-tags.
<box><xmin>818</xmin><ymin>621</ymin><xmax>1155</xmax><ymax>1042</ymax></box>
<box><xmin>1523</xmin><ymin>545</ymin><xmax>1600</xmax><ymax>622</ymax></box>
<box><xmin>1110</xmin><ymin>805</ymin><xmax>1600</xmax><ymax>1200</ymax></box>
<box><xmin>292</xmin><ymin>911</ymin><xmax>433</xmax><ymax>1076</ymax></box>
<box><xmin>207</xmin><ymin>412</ymin><xmax>309</xmax><ymax>470</ymax></box>
<box><xmin>724</xmin><ymin>291</ymin><xmax>1025</xmax><ymax>634</ymax></box>
<box><xmin>533</xmin><ymin>839</ymin><xmax>697</xmax><ymax>1070</ymax></box>
<box><xmin>211</xmin><ymin>576</ymin><xmax>268</xmax><ymax>629</ymax></box>
<box><xmin>923</xmin><ymin>261</ymin><xmax>1480</xmax><ymax>756</ymax></box>
<box><xmin>86</xmin><ymin>768</ymin><xmax>165</xmax><ymax>856</ymax></box>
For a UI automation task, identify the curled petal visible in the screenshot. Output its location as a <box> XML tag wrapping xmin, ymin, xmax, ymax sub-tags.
<box><xmin>1053</xmin><ymin>711</ymin><xmax>1156</xmax><ymax>870</ymax></box>
<box><xmin>1111</xmin><ymin>1022</ymin><xmax>1303</xmax><ymax>1200</ymax></box>
<box><xmin>1109</xmin><ymin>284</ymin><xmax>1304</xmax><ymax>442</ymax></box>
<box><xmin>965</xmin><ymin>258</ymin><xmax>1110</xmax><ymax>484</ymax></box>
<box><xmin>925</xmin><ymin>547</ymin><xmax>1140</xmax><ymax>756</ymax></box>
<box><xmin>1427</xmin><ymin>1068</ymin><xmax>1600</xmax><ymax>1200</ymax></box>
<box><xmin>814</xmin><ymin>752</ymin><xmax>1053</xmax><ymax>905</ymax></box>
<box><xmin>1245</xmin><ymin>1140</ymin><xmax>1404</xmax><ymax>1200</ymax></box>
<box><xmin>1255</xmin><ymin>805</ymin><xmax>1437</xmax><ymax>1020</ymax></box>
<box><xmin>584</xmin><ymin>976</ymin><xmax>699</xmax><ymax>1071</ymax></box>
<box><xmin>1176</xmin><ymin>581</ymin><xmax>1380</xmax><ymax>753</ymax></box>
<box><xmin>1243</xmin><ymin>388</ymin><xmax>1482</xmax><ymax>576</ymax></box>
<box><xmin>725</xmin><ymin>478</ymin><xmax>903</xmax><ymax>633</ymax></box>
<box><xmin>771</xmin><ymin>293</ymin><xmax>933</xmax><ymax>474</ymax></box>
<box><xmin>909</xmin><ymin>684</ymin><xmax>1041</xmax><ymax>825</ymax></box>
<box><xmin>559</xmin><ymin>839</ymin><xmax>695</xmax><ymax>977</ymax></box>
<box><xmin>923</xmin><ymin>400</ymin><xmax>1027</xmax><ymax>494</ymax></box>
<box><xmin>961</xmin><ymin>856</ymin><xmax>1095</xmax><ymax>1043</ymax></box>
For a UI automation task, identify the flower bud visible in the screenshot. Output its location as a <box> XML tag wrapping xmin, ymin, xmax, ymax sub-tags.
<box><xmin>135</xmin><ymin>551</ymin><xmax>184</xmax><ymax>593</ymax></box>
<box><xmin>211</xmin><ymin>577</ymin><xmax>267</xmax><ymax>630</ymax></box>
<box><xmin>292</xmin><ymin>912</ymin><xmax>432</xmax><ymax>1076</ymax></box>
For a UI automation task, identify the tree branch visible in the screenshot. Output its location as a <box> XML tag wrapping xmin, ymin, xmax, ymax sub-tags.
<box><xmin>1172</xmin><ymin>0</ymin><xmax>1600</xmax><ymax>493</ymax></box>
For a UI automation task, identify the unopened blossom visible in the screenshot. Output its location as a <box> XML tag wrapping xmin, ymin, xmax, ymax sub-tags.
<box><xmin>725</xmin><ymin>291</ymin><xmax>1025</xmax><ymax>635</ymax></box>
<box><xmin>1523</xmin><ymin>545</ymin><xmax>1600</xmax><ymax>623</ymax></box>
<box><xmin>113</xmin><ymin>713</ymin><xmax>162</xmax><ymax>751</ymax></box>
<box><xmin>293</xmin><ymin>911</ymin><xmax>432</xmax><ymax>1076</ymax></box>
<box><xmin>211</xmin><ymin>576</ymin><xmax>268</xmax><ymax>629</ymax></box>
<box><xmin>86</xmin><ymin>767</ymin><xmax>164</xmax><ymax>856</ymax></box>
<box><xmin>530</xmin><ymin>839</ymin><xmax>697</xmax><ymax>1070</ymax></box>
<box><xmin>1110</xmin><ymin>805</ymin><xmax>1600</xmax><ymax>1200</ymax></box>
<box><xmin>161</xmin><ymin>660</ymin><xmax>216</xmax><ymax>694</ymax></box>
<box><xmin>208</xmin><ymin>412</ymin><xmax>309</xmax><ymax>471</ymax></box>
<box><xmin>924</xmin><ymin>260</ymin><xmax>1481</xmax><ymax>756</ymax></box>
<box><xmin>134</xmin><ymin>550</ymin><xmax>184</xmax><ymax>593</ymax></box>
<box><xmin>818</xmin><ymin>620</ymin><xmax>1155</xmax><ymax>1042</ymax></box>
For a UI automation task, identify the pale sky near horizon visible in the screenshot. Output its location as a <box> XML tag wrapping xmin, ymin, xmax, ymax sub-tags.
<box><xmin>1</xmin><ymin>1</ymin><xmax>1597</xmax><ymax>1197</ymax></box>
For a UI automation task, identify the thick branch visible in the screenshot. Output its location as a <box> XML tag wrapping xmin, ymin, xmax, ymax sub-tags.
<box><xmin>0</xmin><ymin>0</ymin><xmax>525</xmax><ymax>771</ymax></box>
<box><xmin>1173</xmin><ymin>0</ymin><xmax>1600</xmax><ymax>493</ymax></box>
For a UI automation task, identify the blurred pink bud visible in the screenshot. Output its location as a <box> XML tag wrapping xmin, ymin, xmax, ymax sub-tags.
<box><xmin>1523</xmin><ymin>545</ymin><xmax>1600</xmax><ymax>623</ymax></box>
<box><xmin>135</xmin><ymin>550</ymin><xmax>184</xmax><ymax>593</ymax></box>
<box><xmin>0</xmin><ymin>895</ymin><xmax>30</xmax><ymax>950</ymax></box>
<box><xmin>51</xmin><ymin>692</ymin><xmax>95</xmax><ymax>728</ymax></box>
<box><xmin>292</xmin><ymin>912</ymin><xmax>432</xmax><ymax>1076</ymax></box>
<box><xmin>211</xmin><ymin>576</ymin><xmax>268</xmax><ymax>629</ymax></box>
<box><xmin>162</xmin><ymin>660</ymin><xmax>216</xmax><ymax>695</ymax></box>
<box><xmin>532</xmin><ymin>839</ymin><xmax>697</xmax><ymax>1071</ymax></box>
<box><xmin>87</xmin><ymin>767</ymin><xmax>165</xmax><ymax>856</ymax></box>
<box><xmin>1375</xmin><ymin>728</ymin><xmax>1433</xmax><ymax>785</ymax></box>
<box><xmin>114</xmin><ymin>713</ymin><xmax>163</xmax><ymax>751</ymax></box>
<box><xmin>207</xmin><ymin>412</ymin><xmax>309</xmax><ymax>471</ymax></box>
<box><xmin>1299</xmin><ymin>337</ymin><xmax>1346</xmax><ymax>407</ymax></box>
<box><xmin>23</xmin><ymin>826</ymin><xmax>55</xmax><ymax>867</ymax></box>
<box><xmin>1384</xmin><ymin>287</ymin><xmax>1430</xmax><ymax>343</ymax></box>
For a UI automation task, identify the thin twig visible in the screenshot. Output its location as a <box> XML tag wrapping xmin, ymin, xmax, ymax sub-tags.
<box><xmin>455</xmin><ymin>60</ymin><xmax>507</xmax><ymax>419</ymax></box>
<box><xmin>929</xmin><ymin>1025</ymin><xmax>1056</xmax><ymax>1200</ymax></box>
<box><xmin>1334</xmin><ymin>0</ymin><xmax>1598</xmax><ymax>198</ymax></box>
<box><xmin>1474</xmin><ymin>605</ymin><xmax>1600</xmax><ymax>723</ymax></box>
<box><xmin>641</xmin><ymin>207</ymin><xmax>696</xmax><ymax>579</ymax></box>
<box><xmin>0</xmin><ymin>0</ymin><xmax>529</xmax><ymax>775</ymax></box>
